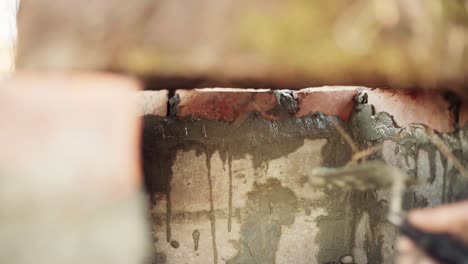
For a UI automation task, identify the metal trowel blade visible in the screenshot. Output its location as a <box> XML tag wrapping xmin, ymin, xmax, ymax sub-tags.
<box><xmin>309</xmin><ymin>161</ymin><xmax>409</xmax><ymax>191</ymax></box>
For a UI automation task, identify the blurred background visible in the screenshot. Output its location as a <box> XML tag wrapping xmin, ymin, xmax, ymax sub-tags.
<box><xmin>13</xmin><ymin>0</ymin><xmax>468</xmax><ymax>95</ymax></box>
<box><xmin>0</xmin><ymin>0</ymin><xmax>18</xmax><ymax>78</ymax></box>
<box><xmin>1</xmin><ymin>1</ymin><xmax>468</xmax><ymax>264</ymax></box>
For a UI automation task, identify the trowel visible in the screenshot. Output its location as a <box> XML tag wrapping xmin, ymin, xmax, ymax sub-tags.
<box><xmin>310</xmin><ymin>161</ymin><xmax>468</xmax><ymax>264</ymax></box>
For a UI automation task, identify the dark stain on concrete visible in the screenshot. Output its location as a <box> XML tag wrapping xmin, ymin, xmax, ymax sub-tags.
<box><xmin>165</xmin><ymin>168</ymin><xmax>172</xmax><ymax>242</ymax></box>
<box><xmin>228</xmin><ymin>146</ymin><xmax>233</xmax><ymax>232</ymax></box>
<box><xmin>141</xmin><ymin>90</ymin><xmax>468</xmax><ymax>262</ymax></box>
<box><xmin>142</xmin><ymin>110</ymin><xmax>352</xmax><ymax>188</ymax></box>
<box><xmin>152</xmin><ymin>252</ymin><xmax>167</xmax><ymax>264</ymax></box>
<box><xmin>350</xmin><ymin>93</ymin><xmax>468</xmax><ymax>204</ymax></box>
<box><xmin>148</xmin><ymin>234</ymin><xmax>167</xmax><ymax>264</ymax></box>
<box><xmin>170</xmin><ymin>240</ymin><xmax>180</xmax><ymax>249</ymax></box>
<box><xmin>298</xmin><ymin>175</ymin><xmax>309</xmax><ymax>187</ymax></box>
<box><xmin>312</xmin><ymin>94</ymin><xmax>392</xmax><ymax>263</ymax></box>
<box><xmin>312</xmin><ymin>92</ymin><xmax>467</xmax><ymax>263</ymax></box>
<box><xmin>139</xmin><ymin>111</ymin><xmax>373</xmax><ymax>262</ymax></box>
<box><xmin>394</xmin><ymin>124</ymin><xmax>468</xmax><ymax>206</ymax></box>
<box><xmin>314</xmin><ymin>190</ymin><xmax>388</xmax><ymax>263</ymax></box>
<box><xmin>444</xmin><ymin>125</ymin><xmax>468</xmax><ymax>202</ymax></box>
<box><xmin>226</xmin><ymin>178</ymin><xmax>298</xmax><ymax>264</ymax></box>
<box><xmin>141</xmin><ymin>111</ymin><xmax>351</xmax><ymax>256</ymax></box>
<box><xmin>413</xmin><ymin>193</ymin><xmax>429</xmax><ymax>208</ymax></box>
<box><xmin>205</xmin><ymin>146</ymin><xmax>219</xmax><ymax>264</ymax></box>
<box><xmin>192</xmin><ymin>229</ymin><xmax>200</xmax><ymax>251</ymax></box>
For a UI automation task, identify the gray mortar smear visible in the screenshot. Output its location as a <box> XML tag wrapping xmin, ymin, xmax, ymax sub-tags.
<box><xmin>142</xmin><ymin>91</ymin><xmax>468</xmax><ymax>264</ymax></box>
<box><xmin>226</xmin><ymin>178</ymin><xmax>298</xmax><ymax>264</ymax></box>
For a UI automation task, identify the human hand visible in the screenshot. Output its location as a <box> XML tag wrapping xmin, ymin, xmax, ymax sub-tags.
<box><xmin>397</xmin><ymin>200</ymin><xmax>468</xmax><ymax>264</ymax></box>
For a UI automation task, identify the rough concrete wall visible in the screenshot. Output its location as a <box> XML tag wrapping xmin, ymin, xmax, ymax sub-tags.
<box><xmin>142</xmin><ymin>87</ymin><xmax>468</xmax><ymax>264</ymax></box>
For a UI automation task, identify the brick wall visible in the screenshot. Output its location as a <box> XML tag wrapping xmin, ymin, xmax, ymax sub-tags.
<box><xmin>1</xmin><ymin>74</ymin><xmax>465</xmax><ymax>263</ymax></box>
<box><xmin>141</xmin><ymin>86</ymin><xmax>467</xmax><ymax>264</ymax></box>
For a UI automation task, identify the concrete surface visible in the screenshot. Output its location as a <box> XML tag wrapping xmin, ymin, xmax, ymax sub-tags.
<box><xmin>142</xmin><ymin>88</ymin><xmax>468</xmax><ymax>263</ymax></box>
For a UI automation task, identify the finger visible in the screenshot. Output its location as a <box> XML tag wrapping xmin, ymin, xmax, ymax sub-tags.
<box><xmin>397</xmin><ymin>238</ymin><xmax>423</xmax><ymax>263</ymax></box>
<box><xmin>397</xmin><ymin>237</ymin><xmax>417</xmax><ymax>253</ymax></box>
<box><xmin>397</xmin><ymin>246</ymin><xmax>441</xmax><ymax>264</ymax></box>
<box><xmin>416</xmin><ymin>256</ymin><xmax>440</xmax><ymax>264</ymax></box>
<box><xmin>398</xmin><ymin>234</ymin><xmax>443</xmax><ymax>264</ymax></box>
<box><xmin>397</xmin><ymin>252</ymin><xmax>419</xmax><ymax>264</ymax></box>
<box><xmin>408</xmin><ymin>201</ymin><xmax>468</xmax><ymax>234</ymax></box>
<box><xmin>398</xmin><ymin>251</ymin><xmax>429</xmax><ymax>264</ymax></box>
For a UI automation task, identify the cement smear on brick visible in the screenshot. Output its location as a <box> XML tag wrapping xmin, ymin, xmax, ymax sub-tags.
<box><xmin>142</xmin><ymin>92</ymin><xmax>468</xmax><ymax>264</ymax></box>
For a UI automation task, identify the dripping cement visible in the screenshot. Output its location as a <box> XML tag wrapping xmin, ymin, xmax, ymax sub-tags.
<box><xmin>142</xmin><ymin>95</ymin><xmax>468</xmax><ymax>263</ymax></box>
<box><xmin>205</xmin><ymin>147</ymin><xmax>218</xmax><ymax>264</ymax></box>
<box><xmin>228</xmin><ymin>145</ymin><xmax>233</xmax><ymax>233</ymax></box>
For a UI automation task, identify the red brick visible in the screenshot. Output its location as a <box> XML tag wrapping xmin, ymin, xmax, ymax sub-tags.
<box><xmin>367</xmin><ymin>89</ymin><xmax>454</xmax><ymax>133</ymax></box>
<box><xmin>0</xmin><ymin>72</ymin><xmax>141</xmax><ymax>199</ymax></box>
<box><xmin>176</xmin><ymin>88</ymin><xmax>277</xmax><ymax>122</ymax></box>
<box><xmin>294</xmin><ymin>86</ymin><xmax>365</xmax><ymax>121</ymax></box>
<box><xmin>139</xmin><ymin>90</ymin><xmax>168</xmax><ymax>116</ymax></box>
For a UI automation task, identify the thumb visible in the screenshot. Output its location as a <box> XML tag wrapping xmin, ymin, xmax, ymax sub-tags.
<box><xmin>408</xmin><ymin>200</ymin><xmax>468</xmax><ymax>242</ymax></box>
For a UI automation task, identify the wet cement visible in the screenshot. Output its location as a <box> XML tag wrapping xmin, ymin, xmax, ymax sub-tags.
<box><xmin>142</xmin><ymin>110</ymin><xmax>352</xmax><ymax>263</ymax></box>
<box><xmin>142</xmin><ymin>91</ymin><xmax>468</xmax><ymax>263</ymax></box>
<box><xmin>205</xmin><ymin>146</ymin><xmax>219</xmax><ymax>264</ymax></box>
<box><xmin>314</xmin><ymin>190</ymin><xmax>387</xmax><ymax>264</ymax></box>
<box><xmin>227</xmin><ymin>147</ymin><xmax>233</xmax><ymax>233</ymax></box>
<box><xmin>226</xmin><ymin>178</ymin><xmax>298</xmax><ymax>264</ymax></box>
<box><xmin>192</xmin><ymin>229</ymin><xmax>200</xmax><ymax>251</ymax></box>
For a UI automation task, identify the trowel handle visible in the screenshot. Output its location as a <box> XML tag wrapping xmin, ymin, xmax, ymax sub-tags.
<box><xmin>400</xmin><ymin>220</ymin><xmax>468</xmax><ymax>264</ymax></box>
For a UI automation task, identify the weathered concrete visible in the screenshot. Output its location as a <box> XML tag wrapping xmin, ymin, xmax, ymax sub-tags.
<box><xmin>142</xmin><ymin>89</ymin><xmax>468</xmax><ymax>263</ymax></box>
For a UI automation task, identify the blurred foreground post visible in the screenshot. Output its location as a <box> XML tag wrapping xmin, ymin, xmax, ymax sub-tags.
<box><xmin>0</xmin><ymin>72</ymin><xmax>150</xmax><ymax>264</ymax></box>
